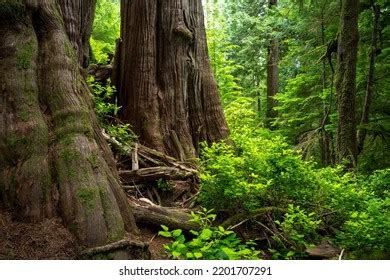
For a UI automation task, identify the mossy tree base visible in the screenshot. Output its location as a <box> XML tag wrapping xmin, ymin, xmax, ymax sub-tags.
<box><xmin>0</xmin><ymin>0</ymin><xmax>138</xmax><ymax>255</ymax></box>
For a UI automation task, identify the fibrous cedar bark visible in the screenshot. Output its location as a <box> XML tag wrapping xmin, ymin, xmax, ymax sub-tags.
<box><xmin>335</xmin><ymin>0</ymin><xmax>359</xmax><ymax>166</ymax></box>
<box><xmin>0</xmin><ymin>0</ymin><xmax>138</xmax><ymax>254</ymax></box>
<box><xmin>116</xmin><ymin>0</ymin><xmax>228</xmax><ymax>160</ymax></box>
<box><xmin>58</xmin><ymin>0</ymin><xmax>97</xmax><ymax>68</ymax></box>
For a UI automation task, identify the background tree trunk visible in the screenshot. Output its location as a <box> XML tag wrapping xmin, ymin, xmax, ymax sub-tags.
<box><xmin>0</xmin><ymin>0</ymin><xmax>138</xmax><ymax>253</ymax></box>
<box><xmin>335</xmin><ymin>0</ymin><xmax>359</xmax><ymax>166</ymax></box>
<box><xmin>116</xmin><ymin>0</ymin><xmax>228</xmax><ymax>160</ymax></box>
<box><xmin>357</xmin><ymin>0</ymin><xmax>380</xmax><ymax>154</ymax></box>
<box><xmin>266</xmin><ymin>0</ymin><xmax>279</xmax><ymax>128</ymax></box>
<box><xmin>319</xmin><ymin>10</ymin><xmax>333</xmax><ymax>166</ymax></box>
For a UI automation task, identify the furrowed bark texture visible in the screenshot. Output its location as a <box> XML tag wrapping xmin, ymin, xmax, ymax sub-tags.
<box><xmin>335</xmin><ymin>0</ymin><xmax>359</xmax><ymax>166</ymax></box>
<box><xmin>0</xmin><ymin>0</ymin><xmax>138</xmax><ymax>252</ymax></box>
<box><xmin>116</xmin><ymin>0</ymin><xmax>228</xmax><ymax>160</ymax></box>
<box><xmin>58</xmin><ymin>0</ymin><xmax>97</xmax><ymax>68</ymax></box>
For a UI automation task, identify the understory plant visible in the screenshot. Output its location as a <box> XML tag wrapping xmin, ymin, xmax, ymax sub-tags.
<box><xmin>198</xmin><ymin>99</ymin><xmax>389</xmax><ymax>258</ymax></box>
<box><xmin>88</xmin><ymin>76</ymin><xmax>137</xmax><ymax>144</ymax></box>
<box><xmin>270</xmin><ymin>205</ymin><xmax>321</xmax><ymax>259</ymax></box>
<box><xmin>159</xmin><ymin>209</ymin><xmax>261</xmax><ymax>260</ymax></box>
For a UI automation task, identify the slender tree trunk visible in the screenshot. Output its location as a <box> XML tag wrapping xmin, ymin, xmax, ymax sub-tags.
<box><xmin>335</xmin><ymin>0</ymin><xmax>359</xmax><ymax>166</ymax></box>
<box><xmin>357</xmin><ymin>0</ymin><xmax>380</xmax><ymax>154</ymax></box>
<box><xmin>319</xmin><ymin>11</ymin><xmax>333</xmax><ymax>166</ymax></box>
<box><xmin>266</xmin><ymin>0</ymin><xmax>279</xmax><ymax>128</ymax></box>
<box><xmin>116</xmin><ymin>0</ymin><xmax>228</xmax><ymax>160</ymax></box>
<box><xmin>0</xmin><ymin>0</ymin><xmax>138</xmax><ymax>254</ymax></box>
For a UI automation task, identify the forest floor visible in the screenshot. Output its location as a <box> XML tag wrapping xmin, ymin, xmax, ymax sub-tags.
<box><xmin>139</xmin><ymin>227</ymin><xmax>169</xmax><ymax>260</ymax></box>
<box><xmin>0</xmin><ymin>206</ymin><xmax>170</xmax><ymax>260</ymax></box>
<box><xmin>0</xmin><ymin>207</ymin><xmax>78</xmax><ymax>259</ymax></box>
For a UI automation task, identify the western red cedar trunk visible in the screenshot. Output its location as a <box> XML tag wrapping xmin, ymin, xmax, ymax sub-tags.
<box><xmin>0</xmin><ymin>0</ymin><xmax>138</xmax><ymax>254</ymax></box>
<box><xmin>59</xmin><ymin>0</ymin><xmax>97</xmax><ymax>68</ymax></box>
<box><xmin>116</xmin><ymin>0</ymin><xmax>228</xmax><ymax>160</ymax></box>
<box><xmin>266</xmin><ymin>0</ymin><xmax>279</xmax><ymax>128</ymax></box>
<box><xmin>335</xmin><ymin>0</ymin><xmax>359</xmax><ymax>166</ymax></box>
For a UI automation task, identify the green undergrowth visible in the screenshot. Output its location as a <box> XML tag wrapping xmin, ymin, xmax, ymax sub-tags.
<box><xmin>159</xmin><ymin>209</ymin><xmax>261</xmax><ymax>260</ymax></box>
<box><xmin>87</xmin><ymin>77</ymin><xmax>137</xmax><ymax>145</ymax></box>
<box><xmin>196</xmin><ymin>98</ymin><xmax>390</xmax><ymax>259</ymax></box>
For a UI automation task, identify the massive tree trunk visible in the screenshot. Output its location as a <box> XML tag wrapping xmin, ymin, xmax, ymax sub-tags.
<box><xmin>357</xmin><ymin>0</ymin><xmax>380</xmax><ymax>154</ymax></box>
<box><xmin>0</xmin><ymin>0</ymin><xmax>138</xmax><ymax>255</ymax></box>
<box><xmin>116</xmin><ymin>0</ymin><xmax>228</xmax><ymax>160</ymax></box>
<box><xmin>266</xmin><ymin>0</ymin><xmax>279</xmax><ymax>128</ymax></box>
<box><xmin>335</xmin><ymin>0</ymin><xmax>359</xmax><ymax>166</ymax></box>
<box><xmin>59</xmin><ymin>0</ymin><xmax>97</xmax><ymax>68</ymax></box>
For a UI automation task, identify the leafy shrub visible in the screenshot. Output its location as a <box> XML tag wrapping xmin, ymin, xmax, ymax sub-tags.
<box><xmin>198</xmin><ymin>99</ymin><xmax>389</xmax><ymax>256</ymax></box>
<box><xmin>336</xmin><ymin>197</ymin><xmax>390</xmax><ymax>252</ymax></box>
<box><xmin>271</xmin><ymin>205</ymin><xmax>321</xmax><ymax>259</ymax></box>
<box><xmin>363</xmin><ymin>168</ymin><xmax>390</xmax><ymax>198</ymax></box>
<box><xmin>88</xmin><ymin>77</ymin><xmax>137</xmax><ymax>144</ymax></box>
<box><xmin>159</xmin><ymin>209</ymin><xmax>261</xmax><ymax>260</ymax></box>
<box><xmin>88</xmin><ymin>77</ymin><xmax>119</xmax><ymax>119</ymax></box>
<box><xmin>199</xmin><ymin>129</ymin><xmax>318</xmax><ymax>212</ymax></box>
<box><xmin>90</xmin><ymin>0</ymin><xmax>120</xmax><ymax>64</ymax></box>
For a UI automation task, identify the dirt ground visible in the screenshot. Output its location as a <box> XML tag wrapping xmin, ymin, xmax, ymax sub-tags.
<box><xmin>0</xmin><ymin>207</ymin><xmax>170</xmax><ymax>260</ymax></box>
<box><xmin>0</xmin><ymin>207</ymin><xmax>78</xmax><ymax>259</ymax></box>
<box><xmin>139</xmin><ymin>227</ymin><xmax>170</xmax><ymax>260</ymax></box>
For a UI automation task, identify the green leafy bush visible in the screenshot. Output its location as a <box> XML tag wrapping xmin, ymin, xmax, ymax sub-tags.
<box><xmin>198</xmin><ymin>98</ymin><xmax>389</xmax><ymax>256</ymax></box>
<box><xmin>88</xmin><ymin>77</ymin><xmax>119</xmax><ymax>119</ymax></box>
<box><xmin>91</xmin><ymin>0</ymin><xmax>120</xmax><ymax>63</ymax></box>
<box><xmin>88</xmin><ymin>77</ymin><xmax>137</xmax><ymax>144</ymax></box>
<box><xmin>159</xmin><ymin>209</ymin><xmax>261</xmax><ymax>260</ymax></box>
<box><xmin>336</xmin><ymin>197</ymin><xmax>390</xmax><ymax>252</ymax></box>
<box><xmin>270</xmin><ymin>205</ymin><xmax>321</xmax><ymax>259</ymax></box>
<box><xmin>199</xmin><ymin>128</ymin><xmax>318</xmax><ymax>212</ymax></box>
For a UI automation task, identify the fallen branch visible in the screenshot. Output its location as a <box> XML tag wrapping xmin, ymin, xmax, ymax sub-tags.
<box><xmin>221</xmin><ymin>207</ymin><xmax>285</xmax><ymax>228</ymax></box>
<box><xmin>88</xmin><ymin>64</ymin><xmax>113</xmax><ymax>83</ymax></box>
<box><xmin>80</xmin><ymin>239</ymin><xmax>149</xmax><ymax>259</ymax></box>
<box><xmin>119</xmin><ymin>167</ymin><xmax>196</xmax><ymax>184</ymax></box>
<box><xmin>102</xmin><ymin>132</ymin><xmax>198</xmax><ymax>174</ymax></box>
<box><xmin>129</xmin><ymin>199</ymin><xmax>200</xmax><ymax>231</ymax></box>
<box><xmin>137</xmin><ymin>144</ymin><xmax>198</xmax><ymax>172</ymax></box>
<box><xmin>122</xmin><ymin>185</ymin><xmax>146</xmax><ymax>191</ymax></box>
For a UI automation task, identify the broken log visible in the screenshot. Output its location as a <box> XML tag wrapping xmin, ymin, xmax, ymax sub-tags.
<box><xmin>88</xmin><ymin>64</ymin><xmax>113</xmax><ymax>83</ymax></box>
<box><xmin>119</xmin><ymin>167</ymin><xmax>197</xmax><ymax>184</ymax></box>
<box><xmin>137</xmin><ymin>144</ymin><xmax>198</xmax><ymax>172</ymax></box>
<box><xmin>129</xmin><ymin>200</ymin><xmax>200</xmax><ymax>231</ymax></box>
